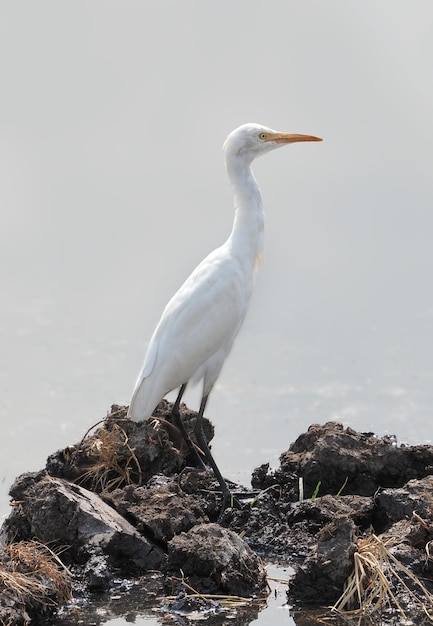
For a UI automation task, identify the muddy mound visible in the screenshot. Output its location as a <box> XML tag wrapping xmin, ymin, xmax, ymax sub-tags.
<box><xmin>45</xmin><ymin>402</ymin><xmax>214</xmax><ymax>491</ymax></box>
<box><xmin>227</xmin><ymin>422</ymin><xmax>433</xmax><ymax>620</ymax></box>
<box><xmin>252</xmin><ymin>421</ymin><xmax>433</xmax><ymax>498</ymax></box>
<box><xmin>2</xmin><ymin>410</ymin><xmax>433</xmax><ymax>625</ymax></box>
<box><xmin>167</xmin><ymin>523</ymin><xmax>266</xmax><ymax>596</ymax></box>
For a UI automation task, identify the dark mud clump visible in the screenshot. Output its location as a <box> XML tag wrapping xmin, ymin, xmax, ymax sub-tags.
<box><xmin>229</xmin><ymin>422</ymin><xmax>433</xmax><ymax>618</ymax></box>
<box><xmin>2</xmin><ymin>409</ymin><xmax>433</xmax><ymax>625</ymax></box>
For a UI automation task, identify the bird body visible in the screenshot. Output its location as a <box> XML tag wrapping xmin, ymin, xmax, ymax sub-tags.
<box><xmin>128</xmin><ymin>241</ymin><xmax>253</xmax><ymax>420</ymax></box>
<box><xmin>127</xmin><ymin>123</ymin><xmax>321</xmax><ymax>507</ymax></box>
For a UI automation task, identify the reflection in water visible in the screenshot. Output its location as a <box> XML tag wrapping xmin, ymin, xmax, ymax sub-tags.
<box><xmin>50</xmin><ymin>566</ymin><xmax>295</xmax><ymax>626</ymax></box>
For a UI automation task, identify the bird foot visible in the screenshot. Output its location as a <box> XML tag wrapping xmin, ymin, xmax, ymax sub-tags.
<box><xmin>217</xmin><ymin>490</ymin><xmax>243</xmax><ymax>522</ymax></box>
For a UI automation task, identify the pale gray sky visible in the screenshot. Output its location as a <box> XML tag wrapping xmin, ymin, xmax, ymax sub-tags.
<box><xmin>1</xmin><ymin>2</ymin><xmax>433</xmax><ymax>505</ymax></box>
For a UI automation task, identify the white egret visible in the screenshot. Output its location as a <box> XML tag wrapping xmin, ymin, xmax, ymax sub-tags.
<box><xmin>128</xmin><ymin>123</ymin><xmax>322</xmax><ymax>508</ymax></box>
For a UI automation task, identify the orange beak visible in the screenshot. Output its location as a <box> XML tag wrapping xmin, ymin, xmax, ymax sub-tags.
<box><xmin>265</xmin><ymin>132</ymin><xmax>322</xmax><ymax>144</ymax></box>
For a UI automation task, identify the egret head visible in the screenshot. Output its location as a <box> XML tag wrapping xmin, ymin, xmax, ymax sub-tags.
<box><xmin>223</xmin><ymin>123</ymin><xmax>322</xmax><ymax>164</ymax></box>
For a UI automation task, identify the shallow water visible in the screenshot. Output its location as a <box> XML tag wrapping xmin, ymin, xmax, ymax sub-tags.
<box><xmin>52</xmin><ymin>565</ymin><xmax>297</xmax><ymax>626</ymax></box>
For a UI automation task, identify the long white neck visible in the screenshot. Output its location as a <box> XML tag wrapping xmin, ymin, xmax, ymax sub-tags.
<box><xmin>225</xmin><ymin>153</ymin><xmax>264</xmax><ymax>274</ymax></box>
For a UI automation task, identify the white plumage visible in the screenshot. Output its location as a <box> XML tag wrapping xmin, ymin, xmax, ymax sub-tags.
<box><xmin>127</xmin><ymin>123</ymin><xmax>321</xmax><ymax>507</ymax></box>
<box><xmin>128</xmin><ymin>244</ymin><xmax>251</xmax><ymax>421</ymax></box>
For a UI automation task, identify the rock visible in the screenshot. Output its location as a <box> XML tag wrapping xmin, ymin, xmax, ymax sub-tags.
<box><xmin>375</xmin><ymin>475</ymin><xmax>433</xmax><ymax>528</ymax></box>
<box><xmin>289</xmin><ymin>516</ymin><xmax>357</xmax><ymax>605</ymax></box>
<box><xmin>2</xmin><ymin>471</ymin><xmax>164</xmax><ymax>575</ymax></box>
<box><xmin>103</xmin><ymin>477</ymin><xmax>208</xmax><ymax>543</ymax></box>
<box><xmin>167</xmin><ymin>523</ymin><xmax>267</xmax><ymax>596</ymax></box>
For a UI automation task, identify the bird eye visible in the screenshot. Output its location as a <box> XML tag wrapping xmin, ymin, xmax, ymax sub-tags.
<box><xmin>259</xmin><ymin>132</ymin><xmax>267</xmax><ymax>140</ymax></box>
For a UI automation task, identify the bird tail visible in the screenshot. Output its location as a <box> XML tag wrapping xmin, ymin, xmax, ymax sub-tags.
<box><xmin>127</xmin><ymin>375</ymin><xmax>162</xmax><ymax>422</ymax></box>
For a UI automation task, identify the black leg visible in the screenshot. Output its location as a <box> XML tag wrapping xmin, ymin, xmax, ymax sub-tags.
<box><xmin>172</xmin><ymin>384</ymin><xmax>206</xmax><ymax>469</ymax></box>
<box><xmin>194</xmin><ymin>394</ymin><xmax>233</xmax><ymax>512</ymax></box>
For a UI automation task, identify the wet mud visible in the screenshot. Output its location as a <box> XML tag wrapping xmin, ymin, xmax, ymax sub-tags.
<box><xmin>2</xmin><ymin>405</ymin><xmax>433</xmax><ymax>625</ymax></box>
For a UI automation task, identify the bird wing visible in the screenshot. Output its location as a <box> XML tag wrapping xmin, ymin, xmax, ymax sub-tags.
<box><xmin>133</xmin><ymin>244</ymin><xmax>253</xmax><ymax>392</ymax></box>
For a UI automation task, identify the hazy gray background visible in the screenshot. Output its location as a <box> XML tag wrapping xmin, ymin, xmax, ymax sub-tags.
<box><xmin>1</xmin><ymin>1</ymin><xmax>433</xmax><ymax>527</ymax></box>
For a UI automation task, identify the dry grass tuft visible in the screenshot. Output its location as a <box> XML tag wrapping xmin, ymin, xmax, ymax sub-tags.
<box><xmin>162</xmin><ymin>574</ymin><xmax>266</xmax><ymax>608</ymax></box>
<box><xmin>332</xmin><ymin>533</ymin><xmax>433</xmax><ymax>622</ymax></box>
<box><xmin>0</xmin><ymin>540</ymin><xmax>72</xmax><ymax>608</ymax></box>
<box><xmin>79</xmin><ymin>423</ymin><xmax>142</xmax><ymax>492</ymax></box>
